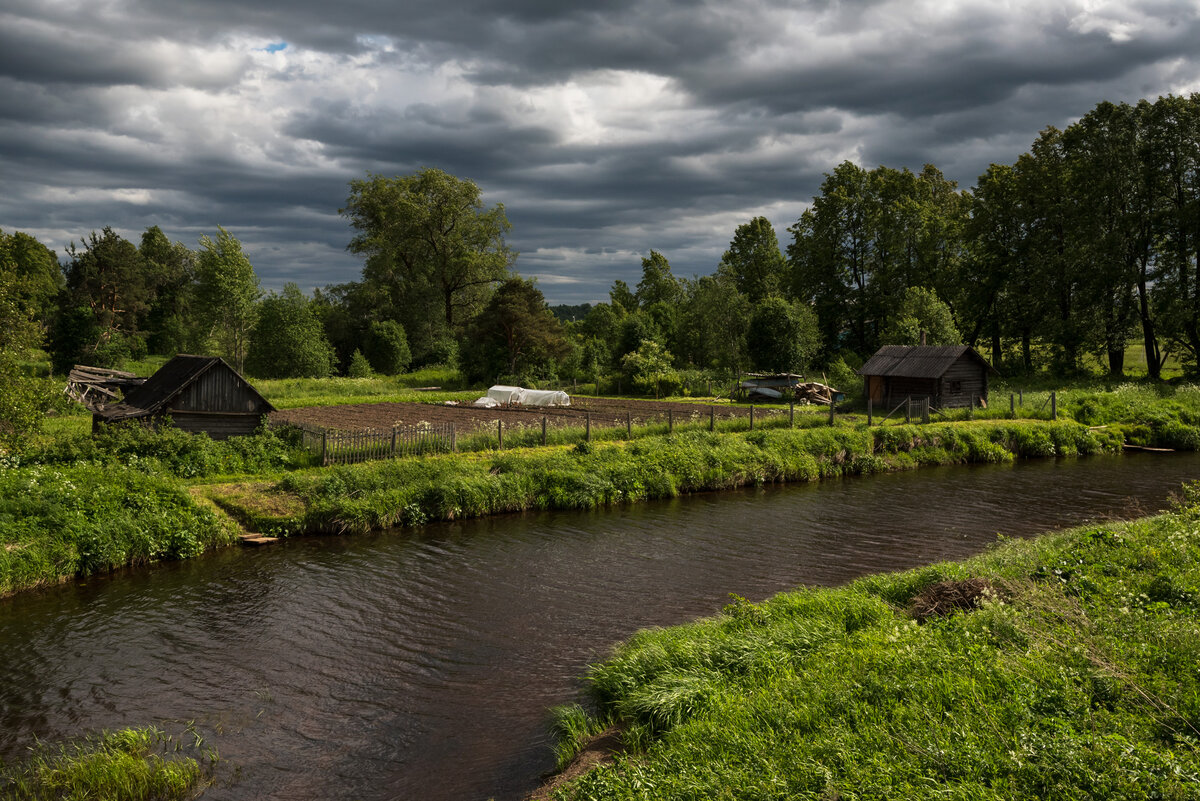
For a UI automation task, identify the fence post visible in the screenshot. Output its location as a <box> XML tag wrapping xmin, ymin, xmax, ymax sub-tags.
<box><xmin>789</xmin><ymin>400</ymin><xmax>794</xmax><ymax>428</ymax></box>
<box><xmin>542</xmin><ymin>416</ymin><xmax>547</xmax><ymax>446</ymax></box>
<box><xmin>586</xmin><ymin>412</ymin><xmax>591</xmax><ymax>441</ymax></box>
<box><xmin>626</xmin><ymin>411</ymin><xmax>632</xmax><ymax>438</ymax></box>
<box><xmin>1019</xmin><ymin>389</ymin><xmax>1024</xmax><ymax>406</ymax></box>
<box><xmin>828</xmin><ymin>400</ymin><xmax>835</xmax><ymax>426</ymax></box>
<box><xmin>968</xmin><ymin>396</ymin><xmax>974</xmax><ymax>420</ymax></box>
<box><xmin>498</xmin><ymin>419</ymin><xmax>503</xmax><ymax>450</ymax></box>
<box><xmin>451</xmin><ymin>423</ymin><xmax>457</xmax><ymax>452</ymax></box>
<box><xmin>922</xmin><ymin>397</ymin><xmax>930</xmax><ymax>424</ymax></box>
<box><xmin>655</xmin><ymin>380</ymin><xmax>659</xmax><ymax>400</ymax></box>
<box><xmin>391</xmin><ymin>425</ymin><xmax>398</xmax><ymax>457</ymax></box>
<box><xmin>321</xmin><ymin>430</ymin><xmax>327</xmax><ymax>466</ymax></box>
<box><xmin>707</xmin><ymin>380</ymin><xmax>712</xmax><ymax>396</ymax></box>
<box><xmin>710</xmin><ymin>406</ymin><xmax>716</xmax><ymax>432</ymax></box>
<box><xmin>867</xmin><ymin>398</ymin><xmax>873</xmax><ymax>426</ymax></box>
<box><xmin>906</xmin><ymin>397</ymin><xmax>911</xmax><ymax>424</ymax></box>
<box><xmin>1010</xmin><ymin>393</ymin><xmax>1015</xmax><ymax>418</ymax></box>
<box><xmin>1051</xmin><ymin>391</ymin><xmax>1057</xmax><ymax>420</ymax></box>
<box><xmin>750</xmin><ymin>405</ymin><xmax>755</xmax><ymax>430</ymax></box>
<box><xmin>668</xmin><ymin>409</ymin><xmax>674</xmax><ymax>433</ymax></box>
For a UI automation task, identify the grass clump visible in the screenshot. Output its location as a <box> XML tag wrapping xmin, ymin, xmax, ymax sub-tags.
<box><xmin>0</xmin><ymin>726</ymin><xmax>213</xmax><ymax>801</ymax></box>
<box><xmin>0</xmin><ymin>463</ymin><xmax>232</xmax><ymax>596</ymax></box>
<box><xmin>547</xmin><ymin>485</ymin><xmax>1200</xmax><ymax>800</ymax></box>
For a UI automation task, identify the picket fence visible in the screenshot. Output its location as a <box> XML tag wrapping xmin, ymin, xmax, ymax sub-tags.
<box><xmin>295</xmin><ymin>422</ymin><xmax>456</xmax><ymax>466</ymax></box>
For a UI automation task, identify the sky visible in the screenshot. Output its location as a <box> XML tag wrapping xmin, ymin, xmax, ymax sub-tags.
<box><xmin>2</xmin><ymin>1</ymin><xmax>1200</xmax><ymax>305</ymax></box>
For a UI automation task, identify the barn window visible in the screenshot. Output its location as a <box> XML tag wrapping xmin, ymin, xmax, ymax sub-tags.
<box><xmin>949</xmin><ymin>380</ymin><xmax>962</xmax><ymax>394</ymax></box>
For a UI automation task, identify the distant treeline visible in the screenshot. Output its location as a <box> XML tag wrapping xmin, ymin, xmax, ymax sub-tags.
<box><xmin>3</xmin><ymin>94</ymin><xmax>1199</xmax><ymax>402</ymax></box>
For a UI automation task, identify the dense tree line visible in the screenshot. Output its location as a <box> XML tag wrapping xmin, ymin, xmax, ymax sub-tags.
<box><xmin>3</xmin><ymin>94</ymin><xmax>1200</xmax><ymax>441</ymax></box>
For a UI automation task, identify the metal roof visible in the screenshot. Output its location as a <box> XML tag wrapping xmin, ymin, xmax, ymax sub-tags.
<box><xmin>857</xmin><ymin>345</ymin><xmax>996</xmax><ymax>379</ymax></box>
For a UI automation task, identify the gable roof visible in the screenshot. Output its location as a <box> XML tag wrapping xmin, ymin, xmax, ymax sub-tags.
<box><xmin>857</xmin><ymin>345</ymin><xmax>997</xmax><ymax>379</ymax></box>
<box><xmin>103</xmin><ymin>355</ymin><xmax>273</xmax><ymax>417</ymax></box>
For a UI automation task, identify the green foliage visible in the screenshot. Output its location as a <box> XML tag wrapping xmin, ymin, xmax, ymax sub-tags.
<box><xmin>347</xmin><ymin>349</ymin><xmax>374</xmax><ymax>378</ymax></box>
<box><xmin>620</xmin><ymin>340</ymin><xmax>679</xmax><ymax>395</ymax></box>
<box><xmin>459</xmin><ymin>277</ymin><xmax>568</xmax><ymax>384</ymax></box>
<box><xmin>746</xmin><ymin>295</ymin><xmax>821</xmax><ymax>373</ymax></box>
<box><xmin>364</xmin><ymin>320</ymin><xmax>411</xmax><ymax>375</ymax></box>
<box><xmin>718</xmin><ymin>216</ymin><xmax>788</xmax><ymax>303</ymax></box>
<box><xmin>0</xmin><ymin>463</ymin><xmax>233</xmax><ymax>594</ymax></box>
<box><xmin>343</xmin><ymin>168</ymin><xmax>512</xmax><ymax>362</ymax></box>
<box><xmin>554</xmin><ymin>496</ymin><xmax>1200</xmax><ymax>800</ymax></box>
<box><xmin>195</xmin><ymin>226</ymin><xmax>261</xmax><ymax>373</ymax></box>
<box><xmin>880</xmin><ymin>286</ymin><xmax>961</xmax><ymax>345</ymax></box>
<box><xmin>22</xmin><ymin>421</ymin><xmax>311</xmax><ymax>478</ymax></box>
<box><xmin>0</xmin><ymin>727</ymin><xmax>212</xmax><ymax>801</ymax></box>
<box><xmin>246</xmin><ymin>283</ymin><xmax>336</xmax><ymax>379</ymax></box>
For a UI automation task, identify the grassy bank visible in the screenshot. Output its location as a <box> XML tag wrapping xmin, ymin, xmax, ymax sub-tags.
<box><xmin>546</xmin><ymin>487</ymin><xmax>1200</xmax><ymax>800</ymax></box>
<box><xmin>0</xmin><ymin>726</ymin><xmax>214</xmax><ymax>801</ymax></box>
<box><xmin>209</xmin><ymin>419</ymin><xmax>1122</xmax><ymax>537</ymax></box>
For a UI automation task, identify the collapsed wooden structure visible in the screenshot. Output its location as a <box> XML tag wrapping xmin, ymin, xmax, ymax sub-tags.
<box><xmin>66</xmin><ymin>365</ymin><xmax>146</xmax><ymax>410</ymax></box>
<box><xmin>738</xmin><ymin>373</ymin><xmax>842</xmax><ymax>404</ymax></box>
<box><xmin>857</xmin><ymin>345</ymin><xmax>997</xmax><ymax>409</ymax></box>
<box><xmin>91</xmin><ymin>355</ymin><xmax>274</xmax><ymax>440</ymax></box>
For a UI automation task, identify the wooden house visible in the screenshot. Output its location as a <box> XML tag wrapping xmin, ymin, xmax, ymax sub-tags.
<box><xmin>92</xmin><ymin>355</ymin><xmax>274</xmax><ymax>440</ymax></box>
<box><xmin>857</xmin><ymin>345</ymin><xmax>997</xmax><ymax>409</ymax></box>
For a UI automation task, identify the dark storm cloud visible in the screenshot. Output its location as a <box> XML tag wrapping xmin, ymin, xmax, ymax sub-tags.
<box><xmin>2</xmin><ymin>0</ymin><xmax>1200</xmax><ymax>304</ymax></box>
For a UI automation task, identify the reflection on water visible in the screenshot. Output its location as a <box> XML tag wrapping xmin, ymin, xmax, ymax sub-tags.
<box><xmin>0</xmin><ymin>453</ymin><xmax>1196</xmax><ymax>800</ymax></box>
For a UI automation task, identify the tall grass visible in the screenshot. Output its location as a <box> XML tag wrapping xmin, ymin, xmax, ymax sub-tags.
<box><xmin>227</xmin><ymin>420</ymin><xmax>1122</xmax><ymax>538</ymax></box>
<box><xmin>549</xmin><ymin>485</ymin><xmax>1200</xmax><ymax>800</ymax></box>
<box><xmin>0</xmin><ymin>463</ymin><xmax>233</xmax><ymax>596</ymax></box>
<box><xmin>0</xmin><ymin>727</ymin><xmax>213</xmax><ymax>801</ymax></box>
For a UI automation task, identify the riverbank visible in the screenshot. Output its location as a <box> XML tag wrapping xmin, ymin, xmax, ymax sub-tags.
<box><xmin>0</xmin><ymin>418</ymin><xmax>1131</xmax><ymax>597</ymax></box>
<box><xmin>541</xmin><ymin>487</ymin><xmax>1200</xmax><ymax>800</ymax></box>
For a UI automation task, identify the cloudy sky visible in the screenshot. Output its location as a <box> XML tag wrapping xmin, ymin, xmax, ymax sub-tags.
<box><xmin>2</xmin><ymin>1</ymin><xmax>1199</xmax><ymax>304</ymax></box>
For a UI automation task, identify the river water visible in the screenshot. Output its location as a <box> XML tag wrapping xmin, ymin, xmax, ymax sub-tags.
<box><xmin>1</xmin><ymin>453</ymin><xmax>1198</xmax><ymax>799</ymax></box>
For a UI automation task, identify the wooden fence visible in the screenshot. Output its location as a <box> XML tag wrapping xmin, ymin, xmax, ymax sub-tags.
<box><xmin>296</xmin><ymin>422</ymin><xmax>456</xmax><ymax>466</ymax></box>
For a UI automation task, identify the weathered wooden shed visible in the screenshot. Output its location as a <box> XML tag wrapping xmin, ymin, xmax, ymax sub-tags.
<box><xmin>92</xmin><ymin>355</ymin><xmax>274</xmax><ymax>440</ymax></box>
<box><xmin>857</xmin><ymin>345</ymin><xmax>997</xmax><ymax>409</ymax></box>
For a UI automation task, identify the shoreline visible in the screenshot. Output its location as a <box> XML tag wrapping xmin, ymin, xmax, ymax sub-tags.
<box><xmin>0</xmin><ymin>417</ymin><xmax>1147</xmax><ymax>599</ymax></box>
<box><xmin>537</xmin><ymin>491</ymin><xmax>1200</xmax><ymax>798</ymax></box>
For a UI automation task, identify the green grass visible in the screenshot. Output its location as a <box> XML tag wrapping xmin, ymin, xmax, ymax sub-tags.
<box><xmin>214</xmin><ymin>420</ymin><xmax>1122</xmax><ymax>538</ymax></box>
<box><xmin>254</xmin><ymin>366</ymin><xmax>477</xmax><ymax>408</ymax></box>
<box><xmin>0</xmin><ymin>462</ymin><xmax>237</xmax><ymax>596</ymax></box>
<box><xmin>0</xmin><ymin>726</ymin><xmax>214</xmax><ymax>801</ymax></box>
<box><xmin>549</xmin><ymin>487</ymin><xmax>1200</xmax><ymax>800</ymax></box>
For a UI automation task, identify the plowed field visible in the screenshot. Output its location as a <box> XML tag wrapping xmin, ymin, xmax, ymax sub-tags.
<box><xmin>270</xmin><ymin>396</ymin><xmax>789</xmax><ymax>434</ymax></box>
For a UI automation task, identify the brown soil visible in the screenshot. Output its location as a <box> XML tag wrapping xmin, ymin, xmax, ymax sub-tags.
<box><xmin>271</xmin><ymin>397</ymin><xmax>788</xmax><ymax>434</ymax></box>
<box><xmin>909</xmin><ymin>577</ymin><xmax>995</xmax><ymax>622</ymax></box>
<box><xmin>526</xmin><ymin>727</ymin><xmax>625</xmax><ymax>801</ymax></box>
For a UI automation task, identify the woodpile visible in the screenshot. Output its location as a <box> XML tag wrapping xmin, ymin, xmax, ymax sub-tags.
<box><xmin>793</xmin><ymin>381</ymin><xmax>839</xmax><ymax>405</ymax></box>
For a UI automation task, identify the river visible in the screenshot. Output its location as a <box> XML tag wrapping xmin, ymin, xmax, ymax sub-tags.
<box><xmin>0</xmin><ymin>453</ymin><xmax>1197</xmax><ymax>799</ymax></box>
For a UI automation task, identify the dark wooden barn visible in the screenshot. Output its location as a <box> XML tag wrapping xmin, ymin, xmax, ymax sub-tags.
<box><xmin>857</xmin><ymin>345</ymin><xmax>997</xmax><ymax>409</ymax></box>
<box><xmin>92</xmin><ymin>355</ymin><xmax>274</xmax><ymax>440</ymax></box>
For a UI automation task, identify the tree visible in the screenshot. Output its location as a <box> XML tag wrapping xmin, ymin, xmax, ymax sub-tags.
<box><xmin>609</xmin><ymin>279</ymin><xmax>638</xmax><ymax>314</ymax></box>
<box><xmin>678</xmin><ymin>273</ymin><xmax>750</xmax><ymax>372</ymax></box>
<box><xmin>620</xmin><ymin>339</ymin><xmax>678</xmax><ymax>394</ymax></box>
<box><xmin>879</xmin><ymin>287</ymin><xmax>961</xmax><ymax>346</ymax></box>
<box><xmin>460</xmin><ymin>277</ymin><xmax>568</xmax><ymax>383</ymax></box>
<box><xmin>343</xmin><ymin>168</ymin><xmax>513</xmax><ymax>360</ymax></box>
<box><xmin>195</xmin><ymin>227</ymin><xmax>261</xmax><ymax>373</ymax></box>
<box><xmin>246</xmin><ymin>284</ymin><xmax>335</xmax><ymax>379</ymax></box>
<box><xmin>0</xmin><ymin>228</ymin><xmax>61</xmax><ymax>325</ymax></box>
<box><xmin>635</xmin><ymin>251</ymin><xmax>682</xmax><ymax>307</ymax></box>
<box><xmin>746</xmin><ymin>296</ymin><xmax>821</xmax><ymax>373</ymax></box>
<box><xmin>139</xmin><ymin>226</ymin><xmax>198</xmax><ymax>355</ymax></box>
<box><xmin>719</xmin><ymin>217</ymin><xmax>788</xmax><ymax>303</ymax></box>
<box><xmin>52</xmin><ymin>227</ymin><xmax>150</xmax><ymax>370</ymax></box>
<box><xmin>0</xmin><ymin>256</ymin><xmax>51</xmax><ymax>451</ymax></box>
<box><xmin>364</xmin><ymin>320</ymin><xmax>412</xmax><ymax>375</ymax></box>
